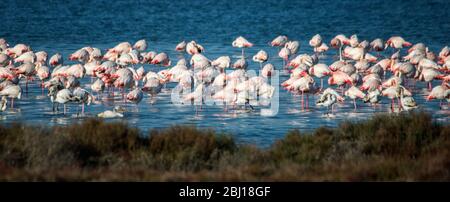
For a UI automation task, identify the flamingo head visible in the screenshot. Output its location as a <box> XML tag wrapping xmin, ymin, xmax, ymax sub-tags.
<box><xmin>328</xmin><ymin>77</ymin><xmax>335</xmax><ymax>85</ymax></box>
<box><xmin>384</xmin><ymin>40</ymin><xmax>391</xmax><ymax>50</ymax></box>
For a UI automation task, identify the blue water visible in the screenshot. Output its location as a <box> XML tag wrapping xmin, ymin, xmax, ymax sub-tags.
<box><xmin>1</xmin><ymin>0</ymin><xmax>449</xmax><ymax>146</ymax></box>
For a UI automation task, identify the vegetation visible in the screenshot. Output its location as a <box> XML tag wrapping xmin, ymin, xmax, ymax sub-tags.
<box><xmin>0</xmin><ymin>111</ymin><xmax>448</xmax><ymax>181</ymax></box>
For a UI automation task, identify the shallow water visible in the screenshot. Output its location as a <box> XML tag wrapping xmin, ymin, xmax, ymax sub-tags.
<box><xmin>1</xmin><ymin>0</ymin><xmax>449</xmax><ymax>146</ymax></box>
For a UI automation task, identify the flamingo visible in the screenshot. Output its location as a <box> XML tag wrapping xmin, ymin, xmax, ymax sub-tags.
<box><xmin>49</xmin><ymin>88</ymin><xmax>74</xmax><ymax>115</ymax></box>
<box><xmin>117</xmin><ymin>53</ymin><xmax>134</xmax><ymax>66</ymax></box>
<box><xmin>175</xmin><ymin>41</ymin><xmax>187</xmax><ymax>52</ymax></box>
<box><xmin>89</xmin><ymin>48</ymin><xmax>102</xmax><ymax>61</ymax></box>
<box><xmin>212</xmin><ymin>56</ymin><xmax>231</xmax><ymax>72</ymax></box>
<box><xmin>142</xmin><ymin>74</ymin><xmax>163</xmax><ymax>99</ymax></box>
<box><xmin>381</xmin><ymin>85</ymin><xmax>410</xmax><ymax>112</ymax></box>
<box><xmin>285</xmin><ymin>41</ymin><xmax>300</xmax><ymax>55</ymax></box>
<box><xmin>316</xmin><ymin>43</ymin><xmax>329</xmax><ymax>55</ymax></box>
<box><xmin>91</xmin><ymin>78</ymin><xmax>105</xmax><ymax>98</ymax></box>
<box><xmin>0</xmin><ymin>84</ymin><xmax>22</xmax><ymax>109</ymax></box>
<box><xmin>271</xmin><ymin>35</ymin><xmax>288</xmax><ymax>47</ymax></box>
<box><xmin>343</xmin><ymin>46</ymin><xmax>365</xmax><ymax>61</ymax></box>
<box><xmin>109</xmin><ymin>42</ymin><xmax>132</xmax><ymax>54</ymax></box>
<box><xmin>35</xmin><ymin>51</ymin><xmax>48</xmax><ymax>66</ymax></box>
<box><xmin>69</xmin><ymin>48</ymin><xmax>89</xmax><ymax>63</ymax></box>
<box><xmin>278</xmin><ymin>47</ymin><xmax>290</xmax><ymax>67</ymax></box>
<box><xmin>399</xmin><ymin>87</ymin><xmax>418</xmax><ymax>111</ymax></box>
<box><xmin>309</xmin><ymin>34</ymin><xmax>322</xmax><ymax>55</ymax></box>
<box><xmin>232</xmin><ymin>36</ymin><xmax>253</xmax><ymax>58</ymax></box>
<box><xmin>262</xmin><ymin>63</ymin><xmax>275</xmax><ymax>78</ymax></box>
<box><xmin>14</xmin><ymin>63</ymin><xmax>35</xmax><ymax>92</ymax></box>
<box><xmin>418</xmin><ymin>67</ymin><xmax>443</xmax><ymax>90</ymax></box>
<box><xmin>186</xmin><ymin>41</ymin><xmax>204</xmax><ymax>55</ymax></box>
<box><xmin>233</xmin><ymin>58</ymin><xmax>248</xmax><ymax>69</ymax></box>
<box><xmin>14</xmin><ymin>51</ymin><xmax>36</xmax><ymax>64</ymax></box>
<box><xmin>151</xmin><ymin>52</ymin><xmax>171</xmax><ymax>67</ymax></box>
<box><xmin>133</xmin><ymin>39</ymin><xmax>147</xmax><ymax>52</ymax></box>
<box><xmin>252</xmin><ymin>50</ymin><xmax>268</xmax><ymax>68</ymax></box>
<box><xmin>49</xmin><ymin>53</ymin><xmax>63</xmax><ymax>67</ymax></box>
<box><xmin>370</xmin><ymin>38</ymin><xmax>384</xmax><ymax>52</ymax></box>
<box><xmin>330</xmin><ymin>34</ymin><xmax>349</xmax><ymax>61</ymax></box>
<box><xmin>363</xmin><ymin>89</ymin><xmax>382</xmax><ymax>107</ymax></box>
<box><xmin>385</xmin><ymin>36</ymin><xmax>412</xmax><ymax>50</ymax></box>
<box><xmin>309</xmin><ymin>63</ymin><xmax>331</xmax><ymax>90</ymax></box>
<box><xmin>285</xmin><ymin>72</ymin><xmax>315</xmax><ymax>110</ymax></box>
<box><xmin>355</xmin><ymin>60</ymin><xmax>370</xmax><ymax>73</ymax></box>
<box><xmin>316</xmin><ymin>88</ymin><xmax>344</xmax><ymax>114</ymax></box>
<box><xmin>427</xmin><ymin>83</ymin><xmax>450</xmax><ymax>109</ymax></box>
<box><xmin>126</xmin><ymin>88</ymin><xmax>144</xmax><ymax>105</ymax></box>
<box><xmin>328</xmin><ymin>71</ymin><xmax>353</xmax><ymax>94</ymax></box>
<box><xmin>288</xmin><ymin>54</ymin><xmax>317</xmax><ymax>69</ymax></box>
<box><xmin>190</xmin><ymin>53</ymin><xmax>211</xmax><ymax>70</ymax></box>
<box><xmin>184</xmin><ymin>83</ymin><xmax>205</xmax><ymax>114</ymax></box>
<box><xmin>73</xmin><ymin>87</ymin><xmax>94</xmax><ymax>115</ymax></box>
<box><xmin>344</xmin><ymin>86</ymin><xmax>366</xmax><ymax>110</ymax></box>
<box><xmin>6</xmin><ymin>44</ymin><xmax>31</xmax><ymax>58</ymax></box>
<box><xmin>316</xmin><ymin>93</ymin><xmax>337</xmax><ymax>115</ymax></box>
<box><xmin>142</xmin><ymin>51</ymin><xmax>157</xmax><ymax>64</ymax></box>
<box><xmin>35</xmin><ymin>65</ymin><xmax>50</xmax><ymax>91</ymax></box>
<box><xmin>112</xmin><ymin>68</ymin><xmax>135</xmax><ymax>100</ymax></box>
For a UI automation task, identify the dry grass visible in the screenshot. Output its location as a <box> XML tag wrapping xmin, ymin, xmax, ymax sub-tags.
<box><xmin>0</xmin><ymin>111</ymin><xmax>448</xmax><ymax>181</ymax></box>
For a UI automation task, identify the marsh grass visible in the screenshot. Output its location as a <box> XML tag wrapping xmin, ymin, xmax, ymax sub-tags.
<box><xmin>0</xmin><ymin>111</ymin><xmax>448</xmax><ymax>181</ymax></box>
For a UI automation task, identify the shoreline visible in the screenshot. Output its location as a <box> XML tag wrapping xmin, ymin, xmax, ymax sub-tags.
<box><xmin>0</xmin><ymin>111</ymin><xmax>448</xmax><ymax>181</ymax></box>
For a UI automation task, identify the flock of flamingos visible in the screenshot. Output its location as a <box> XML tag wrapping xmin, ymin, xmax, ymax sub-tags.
<box><xmin>0</xmin><ymin>34</ymin><xmax>449</xmax><ymax>118</ymax></box>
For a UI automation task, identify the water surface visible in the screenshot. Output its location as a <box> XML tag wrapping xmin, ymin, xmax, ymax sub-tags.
<box><xmin>1</xmin><ymin>0</ymin><xmax>449</xmax><ymax>146</ymax></box>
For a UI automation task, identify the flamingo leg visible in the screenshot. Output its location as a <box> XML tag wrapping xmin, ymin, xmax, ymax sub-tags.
<box><xmin>10</xmin><ymin>98</ymin><xmax>14</xmax><ymax>109</ymax></box>
<box><xmin>64</xmin><ymin>104</ymin><xmax>67</xmax><ymax>115</ymax></box>
<box><xmin>428</xmin><ymin>82</ymin><xmax>432</xmax><ymax>91</ymax></box>
<box><xmin>391</xmin><ymin>99</ymin><xmax>395</xmax><ymax>112</ymax></box>
<box><xmin>306</xmin><ymin>94</ymin><xmax>309</xmax><ymax>110</ymax></box>
<box><xmin>301</xmin><ymin>91</ymin><xmax>304</xmax><ymax>110</ymax></box>
<box><xmin>82</xmin><ymin>103</ymin><xmax>85</xmax><ymax>114</ymax></box>
<box><xmin>320</xmin><ymin>79</ymin><xmax>323</xmax><ymax>91</ymax></box>
<box><xmin>353</xmin><ymin>98</ymin><xmax>357</xmax><ymax>110</ymax></box>
<box><xmin>25</xmin><ymin>78</ymin><xmax>28</xmax><ymax>93</ymax></box>
<box><xmin>41</xmin><ymin>81</ymin><xmax>45</xmax><ymax>96</ymax></box>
